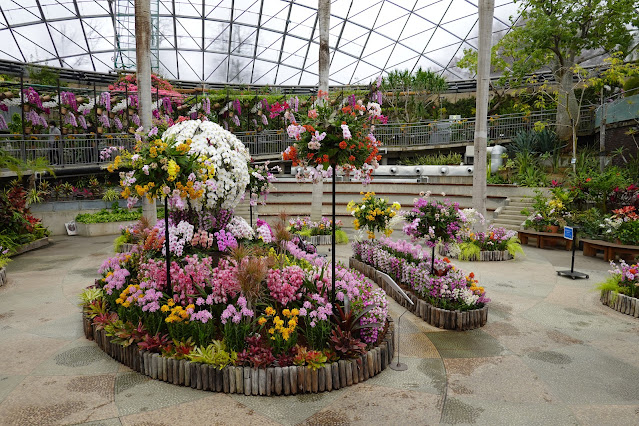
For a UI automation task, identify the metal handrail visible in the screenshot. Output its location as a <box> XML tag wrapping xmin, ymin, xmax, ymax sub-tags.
<box><xmin>0</xmin><ymin>107</ymin><xmax>596</xmax><ymax>169</ymax></box>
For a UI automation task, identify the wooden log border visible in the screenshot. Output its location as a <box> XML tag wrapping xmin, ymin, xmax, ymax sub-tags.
<box><xmin>439</xmin><ymin>246</ymin><xmax>513</xmax><ymax>262</ymax></box>
<box><xmin>116</xmin><ymin>243</ymin><xmax>136</xmax><ymax>253</ymax></box>
<box><xmin>350</xmin><ymin>257</ymin><xmax>488</xmax><ymax>331</ymax></box>
<box><xmin>0</xmin><ymin>267</ymin><xmax>6</xmax><ymax>288</ymax></box>
<box><xmin>82</xmin><ymin>313</ymin><xmax>394</xmax><ymax>395</ymax></box>
<box><xmin>600</xmin><ymin>290</ymin><xmax>639</xmax><ymax>319</ymax></box>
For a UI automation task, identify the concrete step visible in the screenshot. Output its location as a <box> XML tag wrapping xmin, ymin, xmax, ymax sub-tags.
<box><xmin>496</xmin><ymin>214</ymin><xmax>528</xmax><ymax>221</ymax></box>
<box><xmin>492</xmin><ymin>223</ymin><xmax>522</xmax><ymax>231</ymax></box>
<box><xmin>267</xmin><ymin>192</ymin><xmax>506</xmax><ymax>210</ymax></box>
<box><xmin>492</xmin><ymin>218</ymin><xmax>525</xmax><ymax>226</ymax></box>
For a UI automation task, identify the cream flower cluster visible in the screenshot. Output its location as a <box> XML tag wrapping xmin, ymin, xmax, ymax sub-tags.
<box><xmin>162</xmin><ymin>119</ymin><xmax>250</xmax><ymax>211</ymax></box>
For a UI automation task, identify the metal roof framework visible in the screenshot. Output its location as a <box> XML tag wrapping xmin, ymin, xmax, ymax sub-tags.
<box><xmin>0</xmin><ymin>0</ymin><xmax>526</xmax><ymax>85</ymax></box>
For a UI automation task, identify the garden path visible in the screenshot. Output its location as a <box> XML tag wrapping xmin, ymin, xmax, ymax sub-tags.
<box><xmin>0</xmin><ymin>236</ymin><xmax>637</xmax><ymax>425</ymax></box>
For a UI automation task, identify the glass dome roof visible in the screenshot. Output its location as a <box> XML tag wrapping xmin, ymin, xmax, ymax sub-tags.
<box><xmin>0</xmin><ymin>0</ymin><xmax>520</xmax><ymax>85</ymax></box>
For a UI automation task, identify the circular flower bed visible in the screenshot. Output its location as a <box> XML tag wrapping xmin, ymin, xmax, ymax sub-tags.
<box><xmin>83</xmin><ymin>120</ymin><xmax>393</xmax><ymax>394</ymax></box>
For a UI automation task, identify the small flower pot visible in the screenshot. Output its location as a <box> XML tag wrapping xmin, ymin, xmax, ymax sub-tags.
<box><xmin>128</xmin><ymin>127</ymin><xmax>135</xmax><ymax>134</ymax></box>
<box><xmin>96</xmin><ymin>107</ymin><xmax>103</xmax><ymax>115</ymax></box>
<box><xmin>62</xmin><ymin>128</ymin><xmax>68</xmax><ymax>135</ymax></box>
<box><xmin>42</xmin><ymin>95</ymin><xmax>51</xmax><ymax>102</ymax></box>
<box><xmin>24</xmin><ymin>126</ymin><xmax>32</xmax><ymax>134</ymax></box>
<box><xmin>61</xmin><ymin>106</ymin><xmax>68</xmax><ymax>115</ymax></box>
<box><xmin>128</xmin><ymin>108</ymin><xmax>135</xmax><ymax>116</ymax></box>
<box><xmin>22</xmin><ymin>104</ymin><xmax>31</xmax><ymax>112</ymax></box>
<box><xmin>76</xmin><ymin>96</ymin><xmax>85</xmax><ymax>103</ymax></box>
<box><xmin>548</xmin><ymin>225</ymin><xmax>559</xmax><ymax>233</ymax></box>
<box><xmin>3</xmin><ymin>91</ymin><xmax>13</xmax><ymax>99</ymax></box>
<box><xmin>109</xmin><ymin>112</ymin><xmax>115</xmax><ymax>119</ymax></box>
<box><xmin>97</xmin><ymin>126</ymin><xmax>104</xmax><ymax>134</ymax></box>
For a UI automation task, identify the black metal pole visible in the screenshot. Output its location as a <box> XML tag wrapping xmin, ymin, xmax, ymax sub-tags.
<box><xmin>431</xmin><ymin>245</ymin><xmax>435</xmax><ymax>274</ymax></box>
<box><xmin>331</xmin><ymin>166</ymin><xmax>336</xmax><ymax>305</ymax></box>
<box><xmin>165</xmin><ymin>196</ymin><xmax>171</xmax><ymax>289</ymax></box>
<box><xmin>570</xmin><ymin>229</ymin><xmax>577</xmax><ymax>273</ymax></box>
<box><xmin>249</xmin><ymin>204</ymin><xmax>253</xmax><ymax>228</ymax></box>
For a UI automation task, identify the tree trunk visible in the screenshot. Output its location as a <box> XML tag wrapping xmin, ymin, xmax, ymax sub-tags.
<box><xmin>555</xmin><ymin>67</ymin><xmax>579</xmax><ymax>142</ymax></box>
<box><xmin>135</xmin><ymin>0</ymin><xmax>156</xmax><ymax>225</ymax></box>
<box><xmin>311</xmin><ymin>0</ymin><xmax>331</xmax><ymax>222</ymax></box>
<box><xmin>472</xmin><ymin>0</ymin><xmax>494</xmax><ymax>228</ymax></box>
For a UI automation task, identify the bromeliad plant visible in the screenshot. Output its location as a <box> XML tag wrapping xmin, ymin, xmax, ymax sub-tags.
<box><xmin>346</xmin><ymin>192</ymin><xmax>401</xmax><ymax>239</ymax></box>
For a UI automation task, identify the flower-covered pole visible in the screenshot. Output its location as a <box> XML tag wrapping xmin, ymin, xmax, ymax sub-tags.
<box><xmin>164</xmin><ymin>195</ymin><xmax>171</xmax><ymax>288</ymax></box>
<box><xmin>331</xmin><ymin>163</ymin><xmax>336</xmax><ymax>305</ymax></box>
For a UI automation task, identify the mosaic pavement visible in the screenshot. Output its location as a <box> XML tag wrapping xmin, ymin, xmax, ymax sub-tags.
<box><xmin>1</xmin><ymin>235</ymin><xmax>638</xmax><ymax>425</ymax></box>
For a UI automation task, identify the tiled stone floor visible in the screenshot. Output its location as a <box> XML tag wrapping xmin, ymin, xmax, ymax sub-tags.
<box><xmin>1</xmin><ymin>235</ymin><xmax>638</xmax><ymax>425</ymax></box>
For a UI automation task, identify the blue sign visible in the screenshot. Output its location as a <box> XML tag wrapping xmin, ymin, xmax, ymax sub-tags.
<box><xmin>564</xmin><ymin>226</ymin><xmax>573</xmax><ymax>241</ymax></box>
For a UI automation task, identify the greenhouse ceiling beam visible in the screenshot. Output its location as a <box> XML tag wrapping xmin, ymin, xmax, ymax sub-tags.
<box><xmin>410</xmin><ymin>0</ymin><xmax>452</xmax><ymax>75</ymax></box>
<box><xmin>73</xmin><ymin>0</ymin><xmax>96</xmax><ymax>72</ymax></box>
<box><xmin>298</xmin><ymin>13</ymin><xmax>319</xmax><ymax>86</ymax></box>
<box><xmin>381</xmin><ymin>0</ymin><xmax>417</xmax><ymax>73</ymax></box>
<box><xmin>251</xmin><ymin>0</ymin><xmax>266</xmax><ymax>84</ymax></box>
<box><xmin>34</xmin><ymin>0</ymin><xmax>63</xmax><ymax>67</ymax></box>
<box><xmin>0</xmin><ymin>6</ymin><xmax>27</xmax><ymax>62</ymax></box>
<box><xmin>349</xmin><ymin>0</ymin><xmax>383</xmax><ymax>85</ymax></box>
<box><xmin>227</xmin><ymin>0</ymin><xmax>261</xmax><ymax>82</ymax></box>
<box><xmin>330</xmin><ymin>0</ymin><xmax>352</xmax><ymax>69</ymax></box>
<box><xmin>173</xmin><ymin>0</ymin><xmax>180</xmax><ymax>79</ymax></box>
<box><xmin>226</xmin><ymin>0</ymin><xmax>235</xmax><ymax>82</ymax></box>
<box><xmin>274</xmin><ymin>0</ymin><xmax>294</xmax><ymax>84</ymax></box>
<box><xmin>293</xmin><ymin>1</ymin><xmax>452</xmax><ymax>80</ymax></box>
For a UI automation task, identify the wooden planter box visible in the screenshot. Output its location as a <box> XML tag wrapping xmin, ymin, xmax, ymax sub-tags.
<box><xmin>601</xmin><ymin>291</ymin><xmax>639</xmax><ymax>318</ymax></box>
<box><xmin>350</xmin><ymin>257</ymin><xmax>487</xmax><ymax>331</ymax></box>
<box><xmin>83</xmin><ymin>312</ymin><xmax>394</xmax><ymax>395</ymax></box>
<box><xmin>0</xmin><ymin>267</ymin><xmax>7</xmax><ymax>288</ymax></box>
<box><xmin>10</xmin><ymin>237</ymin><xmax>50</xmax><ymax>257</ymax></box>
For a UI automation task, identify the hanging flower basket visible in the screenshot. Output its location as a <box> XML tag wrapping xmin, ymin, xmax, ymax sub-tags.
<box><xmin>61</xmin><ymin>106</ymin><xmax>68</xmax><ymax>115</ymax></box>
<box><xmin>96</xmin><ymin>107</ymin><xmax>103</xmax><ymax>115</ymax></box>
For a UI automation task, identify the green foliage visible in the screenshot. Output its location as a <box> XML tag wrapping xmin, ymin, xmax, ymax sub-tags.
<box><xmin>113</xmin><ymin>235</ymin><xmax>128</xmax><ymax>252</ymax></box>
<box><xmin>399</xmin><ymin>152</ymin><xmax>462</xmax><ymax>166</ymax></box>
<box><xmin>102</xmin><ymin>188</ymin><xmax>120</xmax><ymax>202</ymax></box>
<box><xmin>27</xmin><ymin>65</ymin><xmax>61</xmax><ymax>86</ymax></box>
<box><xmin>79</xmin><ymin>288</ymin><xmax>105</xmax><ymax>305</ymax></box>
<box><xmin>505</xmin><ymin>238</ymin><xmax>525</xmax><ymax>258</ymax></box>
<box><xmin>187</xmin><ymin>341</ymin><xmax>237</xmax><ymax>369</ymax></box>
<box><xmin>458</xmin><ymin>242</ymin><xmax>481</xmax><ymax>261</ymax></box>
<box><xmin>76</xmin><ymin>206</ymin><xmax>143</xmax><ymax>224</ymax></box>
<box><xmin>623</xmin><ymin>76</ymin><xmax>639</xmax><ymax>96</ymax></box>
<box><xmin>597</xmin><ymin>277</ymin><xmax>621</xmax><ymax>303</ymax></box>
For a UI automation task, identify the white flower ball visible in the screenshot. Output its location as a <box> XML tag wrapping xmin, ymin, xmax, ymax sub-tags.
<box><xmin>162</xmin><ymin>120</ymin><xmax>250</xmax><ymax>211</ymax></box>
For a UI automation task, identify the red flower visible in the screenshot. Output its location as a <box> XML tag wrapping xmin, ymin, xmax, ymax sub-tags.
<box><xmin>339</xmin><ymin>141</ymin><xmax>347</xmax><ymax>149</ymax></box>
<box><xmin>585</xmin><ymin>178</ymin><xmax>591</xmax><ymax>182</ymax></box>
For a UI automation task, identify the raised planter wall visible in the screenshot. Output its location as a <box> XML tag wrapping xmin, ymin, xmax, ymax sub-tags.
<box><xmin>83</xmin><ymin>313</ymin><xmax>394</xmax><ymax>395</ymax></box>
<box><xmin>76</xmin><ymin>221</ymin><xmax>138</xmax><ymax>237</ymax></box>
<box><xmin>350</xmin><ymin>257</ymin><xmax>487</xmax><ymax>331</ymax></box>
<box><xmin>601</xmin><ymin>290</ymin><xmax>639</xmax><ymax>318</ymax></box>
<box><xmin>10</xmin><ymin>237</ymin><xmax>50</xmax><ymax>256</ymax></box>
<box><xmin>30</xmin><ymin>200</ymin><xmax>135</xmax><ymax>236</ymax></box>
<box><xmin>0</xmin><ymin>267</ymin><xmax>7</xmax><ymax>288</ymax></box>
